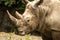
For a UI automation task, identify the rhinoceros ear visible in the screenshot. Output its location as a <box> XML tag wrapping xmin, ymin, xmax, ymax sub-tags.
<box><xmin>22</xmin><ymin>0</ymin><xmax>30</xmax><ymax>4</ymax></box>
<box><xmin>16</xmin><ymin>11</ymin><xmax>22</xmax><ymax>19</ymax></box>
<box><xmin>7</xmin><ymin>10</ymin><xmax>17</xmax><ymax>24</ymax></box>
<box><xmin>33</xmin><ymin>0</ymin><xmax>43</xmax><ymax>7</ymax></box>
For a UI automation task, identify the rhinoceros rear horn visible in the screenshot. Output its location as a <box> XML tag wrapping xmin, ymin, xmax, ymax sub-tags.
<box><xmin>7</xmin><ymin>10</ymin><xmax>17</xmax><ymax>24</ymax></box>
<box><xmin>22</xmin><ymin>0</ymin><xmax>30</xmax><ymax>4</ymax></box>
<box><xmin>16</xmin><ymin>11</ymin><xmax>22</xmax><ymax>19</ymax></box>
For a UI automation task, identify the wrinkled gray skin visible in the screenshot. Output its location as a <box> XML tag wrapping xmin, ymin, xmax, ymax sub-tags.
<box><xmin>7</xmin><ymin>0</ymin><xmax>60</xmax><ymax>40</ymax></box>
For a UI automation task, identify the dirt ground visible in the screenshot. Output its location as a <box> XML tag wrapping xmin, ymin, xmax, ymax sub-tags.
<box><xmin>0</xmin><ymin>32</ymin><xmax>43</xmax><ymax>40</ymax></box>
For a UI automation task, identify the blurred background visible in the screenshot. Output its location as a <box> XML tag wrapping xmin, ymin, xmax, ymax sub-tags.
<box><xmin>0</xmin><ymin>0</ymin><xmax>32</xmax><ymax>12</ymax></box>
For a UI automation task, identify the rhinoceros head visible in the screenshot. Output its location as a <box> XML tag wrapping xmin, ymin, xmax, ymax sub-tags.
<box><xmin>7</xmin><ymin>0</ymin><xmax>43</xmax><ymax>35</ymax></box>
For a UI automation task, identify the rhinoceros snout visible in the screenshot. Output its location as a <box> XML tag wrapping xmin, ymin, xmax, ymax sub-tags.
<box><xmin>18</xmin><ymin>30</ymin><xmax>26</xmax><ymax>36</ymax></box>
<box><xmin>15</xmin><ymin>29</ymin><xmax>26</xmax><ymax>36</ymax></box>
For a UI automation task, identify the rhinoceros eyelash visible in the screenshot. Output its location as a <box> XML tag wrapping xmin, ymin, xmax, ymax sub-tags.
<box><xmin>27</xmin><ymin>19</ymin><xmax>30</xmax><ymax>22</ymax></box>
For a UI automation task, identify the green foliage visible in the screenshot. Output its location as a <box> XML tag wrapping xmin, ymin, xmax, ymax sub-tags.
<box><xmin>5</xmin><ymin>0</ymin><xmax>15</xmax><ymax>6</ymax></box>
<box><xmin>0</xmin><ymin>0</ymin><xmax>33</xmax><ymax>12</ymax></box>
<box><xmin>0</xmin><ymin>0</ymin><xmax>2</xmax><ymax>4</ymax></box>
<box><xmin>15</xmin><ymin>0</ymin><xmax>26</xmax><ymax>12</ymax></box>
<box><xmin>26</xmin><ymin>36</ymin><xmax>31</xmax><ymax>40</ymax></box>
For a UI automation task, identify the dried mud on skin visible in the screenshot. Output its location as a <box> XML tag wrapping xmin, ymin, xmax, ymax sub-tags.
<box><xmin>0</xmin><ymin>32</ymin><xmax>43</xmax><ymax>40</ymax></box>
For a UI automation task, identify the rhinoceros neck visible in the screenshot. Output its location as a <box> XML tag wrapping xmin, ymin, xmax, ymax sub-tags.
<box><xmin>36</xmin><ymin>5</ymin><xmax>50</xmax><ymax>32</ymax></box>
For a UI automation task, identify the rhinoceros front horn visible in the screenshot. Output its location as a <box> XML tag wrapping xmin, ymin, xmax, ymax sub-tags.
<box><xmin>22</xmin><ymin>0</ymin><xmax>30</xmax><ymax>4</ymax></box>
<box><xmin>7</xmin><ymin>10</ymin><xmax>18</xmax><ymax>24</ymax></box>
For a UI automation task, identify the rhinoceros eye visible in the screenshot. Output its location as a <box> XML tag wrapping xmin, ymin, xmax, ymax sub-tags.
<box><xmin>27</xmin><ymin>19</ymin><xmax>30</xmax><ymax>22</ymax></box>
<box><xmin>26</xmin><ymin>17</ymin><xmax>30</xmax><ymax>22</ymax></box>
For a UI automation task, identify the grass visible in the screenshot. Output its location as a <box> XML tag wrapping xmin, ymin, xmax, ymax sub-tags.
<box><xmin>0</xmin><ymin>32</ymin><xmax>42</xmax><ymax>40</ymax></box>
<box><xmin>0</xmin><ymin>27</ymin><xmax>42</xmax><ymax>40</ymax></box>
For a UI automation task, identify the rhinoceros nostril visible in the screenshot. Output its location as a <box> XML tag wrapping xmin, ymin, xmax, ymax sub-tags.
<box><xmin>20</xmin><ymin>31</ymin><xmax>23</xmax><ymax>33</ymax></box>
<box><xmin>19</xmin><ymin>31</ymin><xmax>25</xmax><ymax>35</ymax></box>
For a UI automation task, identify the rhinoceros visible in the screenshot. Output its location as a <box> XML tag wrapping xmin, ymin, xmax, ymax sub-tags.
<box><xmin>7</xmin><ymin>0</ymin><xmax>60</xmax><ymax>40</ymax></box>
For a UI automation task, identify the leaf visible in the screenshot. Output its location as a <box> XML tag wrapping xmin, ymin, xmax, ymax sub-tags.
<box><xmin>0</xmin><ymin>0</ymin><xmax>2</xmax><ymax>4</ymax></box>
